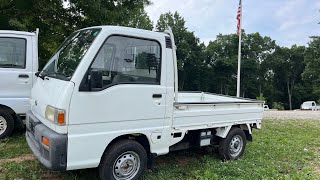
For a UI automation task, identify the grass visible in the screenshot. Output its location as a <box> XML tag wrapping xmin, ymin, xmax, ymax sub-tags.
<box><xmin>0</xmin><ymin>132</ymin><xmax>31</xmax><ymax>159</ymax></box>
<box><xmin>0</xmin><ymin>119</ymin><xmax>319</xmax><ymax>179</ymax></box>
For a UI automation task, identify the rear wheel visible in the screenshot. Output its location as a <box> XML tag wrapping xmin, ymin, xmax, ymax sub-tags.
<box><xmin>219</xmin><ymin>127</ymin><xmax>246</xmax><ymax>160</ymax></box>
<box><xmin>0</xmin><ymin>109</ymin><xmax>14</xmax><ymax>139</ymax></box>
<box><xmin>99</xmin><ymin>139</ymin><xmax>147</xmax><ymax>180</ymax></box>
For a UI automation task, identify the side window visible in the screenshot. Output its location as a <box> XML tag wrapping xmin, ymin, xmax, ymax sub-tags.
<box><xmin>0</xmin><ymin>38</ymin><xmax>26</xmax><ymax>69</ymax></box>
<box><xmin>81</xmin><ymin>35</ymin><xmax>161</xmax><ymax>91</ymax></box>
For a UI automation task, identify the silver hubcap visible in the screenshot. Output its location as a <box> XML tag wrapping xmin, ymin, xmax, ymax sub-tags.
<box><xmin>113</xmin><ymin>151</ymin><xmax>140</xmax><ymax>180</ymax></box>
<box><xmin>0</xmin><ymin>116</ymin><xmax>8</xmax><ymax>135</ymax></box>
<box><xmin>229</xmin><ymin>135</ymin><xmax>243</xmax><ymax>157</ymax></box>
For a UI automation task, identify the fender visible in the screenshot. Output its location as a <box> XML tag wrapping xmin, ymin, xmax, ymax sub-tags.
<box><xmin>215</xmin><ymin>126</ymin><xmax>232</xmax><ymax>138</ymax></box>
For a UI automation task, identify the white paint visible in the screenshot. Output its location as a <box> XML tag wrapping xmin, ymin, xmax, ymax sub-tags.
<box><xmin>28</xmin><ymin>26</ymin><xmax>264</xmax><ymax>171</ymax></box>
<box><xmin>0</xmin><ymin>30</ymin><xmax>38</xmax><ymax>115</ymax></box>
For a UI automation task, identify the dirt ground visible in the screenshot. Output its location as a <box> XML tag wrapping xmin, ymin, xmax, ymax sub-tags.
<box><xmin>263</xmin><ymin>110</ymin><xmax>320</xmax><ymax>120</ymax></box>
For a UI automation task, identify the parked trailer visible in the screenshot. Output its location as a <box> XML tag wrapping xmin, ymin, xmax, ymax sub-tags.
<box><xmin>26</xmin><ymin>26</ymin><xmax>263</xmax><ymax>180</ymax></box>
<box><xmin>301</xmin><ymin>101</ymin><xmax>320</xmax><ymax>111</ymax></box>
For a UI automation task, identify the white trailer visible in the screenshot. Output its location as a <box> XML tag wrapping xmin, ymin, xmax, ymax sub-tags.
<box><xmin>0</xmin><ymin>30</ymin><xmax>38</xmax><ymax>139</ymax></box>
<box><xmin>301</xmin><ymin>101</ymin><xmax>320</xmax><ymax>111</ymax></box>
<box><xmin>25</xmin><ymin>26</ymin><xmax>263</xmax><ymax>180</ymax></box>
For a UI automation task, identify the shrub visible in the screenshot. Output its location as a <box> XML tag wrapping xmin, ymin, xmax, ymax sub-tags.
<box><xmin>272</xmin><ymin>102</ymin><xmax>284</xmax><ymax>110</ymax></box>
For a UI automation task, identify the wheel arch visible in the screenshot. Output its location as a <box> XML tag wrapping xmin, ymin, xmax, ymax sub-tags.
<box><xmin>100</xmin><ymin>133</ymin><xmax>153</xmax><ymax>167</ymax></box>
<box><xmin>0</xmin><ymin>104</ymin><xmax>22</xmax><ymax>130</ymax></box>
<box><xmin>215</xmin><ymin>124</ymin><xmax>252</xmax><ymax>141</ymax></box>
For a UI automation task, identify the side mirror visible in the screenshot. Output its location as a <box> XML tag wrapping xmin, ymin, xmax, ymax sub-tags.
<box><xmin>89</xmin><ymin>69</ymin><xmax>103</xmax><ymax>90</ymax></box>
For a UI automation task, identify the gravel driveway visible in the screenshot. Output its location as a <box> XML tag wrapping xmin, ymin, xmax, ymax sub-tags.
<box><xmin>263</xmin><ymin>110</ymin><xmax>320</xmax><ymax>120</ymax></box>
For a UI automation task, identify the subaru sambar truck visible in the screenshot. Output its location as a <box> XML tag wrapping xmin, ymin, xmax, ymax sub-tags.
<box><xmin>26</xmin><ymin>26</ymin><xmax>263</xmax><ymax>180</ymax></box>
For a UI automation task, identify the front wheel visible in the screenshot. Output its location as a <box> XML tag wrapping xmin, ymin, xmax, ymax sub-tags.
<box><xmin>0</xmin><ymin>109</ymin><xmax>14</xmax><ymax>139</ymax></box>
<box><xmin>219</xmin><ymin>127</ymin><xmax>246</xmax><ymax>160</ymax></box>
<box><xmin>99</xmin><ymin>139</ymin><xmax>147</xmax><ymax>180</ymax></box>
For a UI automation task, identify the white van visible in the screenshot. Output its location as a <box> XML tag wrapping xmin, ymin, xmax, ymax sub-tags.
<box><xmin>26</xmin><ymin>26</ymin><xmax>263</xmax><ymax>180</ymax></box>
<box><xmin>301</xmin><ymin>101</ymin><xmax>319</xmax><ymax>111</ymax></box>
<box><xmin>0</xmin><ymin>30</ymin><xmax>38</xmax><ymax>138</ymax></box>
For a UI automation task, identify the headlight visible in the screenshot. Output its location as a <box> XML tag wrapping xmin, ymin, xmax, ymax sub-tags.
<box><xmin>45</xmin><ymin>106</ymin><xmax>55</xmax><ymax>122</ymax></box>
<box><xmin>45</xmin><ymin>105</ymin><xmax>66</xmax><ymax>125</ymax></box>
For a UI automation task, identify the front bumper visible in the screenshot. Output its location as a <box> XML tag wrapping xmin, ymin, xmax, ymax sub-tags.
<box><xmin>25</xmin><ymin>111</ymin><xmax>67</xmax><ymax>171</ymax></box>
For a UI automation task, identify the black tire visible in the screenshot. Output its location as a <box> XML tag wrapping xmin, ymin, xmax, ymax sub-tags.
<box><xmin>219</xmin><ymin>127</ymin><xmax>246</xmax><ymax>160</ymax></box>
<box><xmin>0</xmin><ymin>109</ymin><xmax>15</xmax><ymax>139</ymax></box>
<box><xmin>99</xmin><ymin>139</ymin><xmax>147</xmax><ymax>180</ymax></box>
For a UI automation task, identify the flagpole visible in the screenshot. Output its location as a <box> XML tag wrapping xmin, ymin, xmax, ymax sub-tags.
<box><xmin>236</xmin><ymin>0</ymin><xmax>242</xmax><ymax>97</ymax></box>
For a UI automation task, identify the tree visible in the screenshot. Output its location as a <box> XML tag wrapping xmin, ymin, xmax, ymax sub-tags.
<box><xmin>206</xmin><ymin>31</ymin><xmax>276</xmax><ymax>98</ymax></box>
<box><xmin>0</xmin><ymin>0</ymin><xmax>153</xmax><ymax>69</ymax></box>
<box><xmin>0</xmin><ymin>0</ymin><xmax>72</xmax><ymax>68</ymax></box>
<box><xmin>268</xmin><ymin>45</ymin><xmax>305</xmax><ymax>110</ymax></box>
<box><xmin>302</xmin><ymin>36</ymin><xmax>320</xmax><ymax>101</ymax></box>
<box><xmin>156</xmin><ymin>12</ymin><xmax>206</xmax><ymax>91</ymax></box>
<box><xmin>206</xmin><ymin>34</ymin><xmax>238</xmax><ymax>95</ymax></box>
<box><xmin>67</xmin><ymin>0</ymin><xmax>153</xmax><ymax>30</ymax></box>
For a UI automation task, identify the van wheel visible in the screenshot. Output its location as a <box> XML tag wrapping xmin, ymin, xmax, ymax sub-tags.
<box><xmin>219</xmin><ymin>128</ymin><xmax>246</xmax><ymax>160</ymax></box>
<box><xmin>99</xmin><ymin>139</ymin><xmax>147</xmax><ymax>180</ymax></box>
<box><xmin>0</xmin><ymin>109</ymin><xmax>14</xmax><ymax>139</ymax></box>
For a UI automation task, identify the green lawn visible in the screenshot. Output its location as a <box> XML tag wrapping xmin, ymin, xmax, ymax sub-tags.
<box><xmin>0</xmin><ymin>119</ymin><xmax>319</xmax><ymax>180</ymax></box>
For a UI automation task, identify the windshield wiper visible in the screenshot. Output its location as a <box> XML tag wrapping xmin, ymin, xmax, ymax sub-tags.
<box><xmin>42</xmin><ymin>72</ymin><xmax>69</xmax><ymax>80</ymax></box>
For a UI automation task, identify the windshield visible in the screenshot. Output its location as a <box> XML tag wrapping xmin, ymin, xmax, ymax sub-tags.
<box><xmin>41</xmin><ymin>28</ymin><xmax>101</xmax><ymax>80</ymax></box>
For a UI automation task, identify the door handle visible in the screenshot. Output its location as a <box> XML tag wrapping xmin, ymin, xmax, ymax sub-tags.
<box><xmin>19</xmin><ymin>74</ymin><xmax>29</xmax><ymax>78</ymax></box>
<box><xmin>152</xmin><ymin>94</ymin><xmax>162</xmax><ymax>98</ymax></box>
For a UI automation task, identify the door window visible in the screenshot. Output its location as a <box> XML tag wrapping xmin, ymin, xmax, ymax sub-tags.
<box><xmin>82</xmin><ymin>35</ymin><xmax>161</xmax><ymax>91</ymax></box>
<box><xmin>0</xmin><ymin>38</ymin><xmax>26</xmax><ymax>69</ymax></box>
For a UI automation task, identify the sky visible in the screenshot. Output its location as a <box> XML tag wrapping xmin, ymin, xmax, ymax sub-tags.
<box><xmin>145</xmin><ymin>0</ymin><xmax>320</xmax><ymax>47</ymax></box>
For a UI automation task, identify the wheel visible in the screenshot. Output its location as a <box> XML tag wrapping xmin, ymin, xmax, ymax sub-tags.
<box><xmin>219</xmin><ymin>127</ymin><xmax>246</xmax><ymax>160</ymax></box>
<box><xmin>0</xmin><ymin>109</ymin><xmax>14</xmax><ymax>139</ymax></box>
<box><xmin>99</xmin><ymin>139</ymin><xmax>147</xmax><ymax>180</ymax></box>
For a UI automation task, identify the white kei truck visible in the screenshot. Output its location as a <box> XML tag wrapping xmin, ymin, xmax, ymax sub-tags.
<box><xmin>26</xmin><ymin>26</ymin><xmax>264</xmax><ymax>180</ymax></box>
<box><xmin>0</xmin><ymin>30</ymin><xmax>38</xmax><ymax>139</ymax></box>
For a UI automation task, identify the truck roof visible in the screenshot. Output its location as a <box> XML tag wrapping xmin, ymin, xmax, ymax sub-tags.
<box><xmin>79</xmin><ymin>25</ymin><xmax>167</xmax><ymax>38</ymax></box>
<box><xmin>0</xmin><ymin>30</ymin><xmax>36</xmax><ymax>36</ymax></box>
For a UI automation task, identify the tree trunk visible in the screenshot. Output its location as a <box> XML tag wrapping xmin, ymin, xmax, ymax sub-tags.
<box><xmin>259</xmin><ymin>84</ymin><xmax>262</xmax><ymax>96</ymax></box>
<box><xmin>287</xmin><ymin>81</ymin><xmax>292</xmax><ymax>110</ymax></box>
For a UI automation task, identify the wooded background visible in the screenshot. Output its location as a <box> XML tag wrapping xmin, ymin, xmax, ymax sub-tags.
<box><xmin>0</xmin><ymin>0</ymin><xmax>319</xmax><ymax>110</ymax></box>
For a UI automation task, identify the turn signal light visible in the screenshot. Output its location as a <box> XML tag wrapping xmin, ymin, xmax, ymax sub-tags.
<box><xmin>57</xmin><ymin>111</ymin><xmax>65</xmax><ymax>125</ymax></box>
<box><xmin>42</xmin><ymin>136</ymin><xmax>50</xmax><ymax>147</ymax></box>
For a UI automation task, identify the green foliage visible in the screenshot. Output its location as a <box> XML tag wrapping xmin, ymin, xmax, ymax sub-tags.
<box><xmin>206</xmin><ymin>31</ymin><xmax>277</xmax><ymax>97</ymax></box>
<box><xmin>0</xmin><ymin>132</ymin><xmax>31</xmax><ymax>159</ymax></box>
<box><xmin>256</xmin><ymin>94</ymin><xmax>265</xmax><ymax>101</ymax></box>
<box><xmin>302</xmin><ymin>36</ymin><xmax>320</xmax><ymax>99</ymax></box>
<box><xmin>0</xmin><ymin>0</ymin><xmax>153</xmax><ymax>69</ymax></box>
<box><xmin>156</xmin><ymin>12</ymin><xmax>206</xmax><ymax>91</ymax></box>
<box><xmin>67</xmin><ymin>0</ymin><xmax>153</xmax><ymax>30</ymax></box>
<box><xmin>272</xmin><ymin>102</ymin><xmax>285</xmax><ymax>110</ymax></box>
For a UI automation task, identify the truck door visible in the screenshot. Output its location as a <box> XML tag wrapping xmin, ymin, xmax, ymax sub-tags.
<box><xmin>0</xmin><ymin>34</ymin><xmax>33</xmax><ymax>113</ymax></box>
<box><xmin>67</xmin><ymin>35</ymin><xmax>166</xmax><ymax>163</ymax></box>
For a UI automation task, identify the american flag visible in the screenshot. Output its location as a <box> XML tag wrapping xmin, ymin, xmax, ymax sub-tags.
<box><xmin>236</xmin><ymin>0</ymin><xmax>242</xmax><ymax>35</ymax></box>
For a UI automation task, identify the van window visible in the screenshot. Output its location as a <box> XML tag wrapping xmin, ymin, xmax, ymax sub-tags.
<box><xmin>0</xmin><ymin>38</ymin><xmax>26</xmax><ymax>69</ymax></box>
<box><xmin>85</xmin><ymin>35</ymin><xmax>161</xmax><ymax>90</ymax></box>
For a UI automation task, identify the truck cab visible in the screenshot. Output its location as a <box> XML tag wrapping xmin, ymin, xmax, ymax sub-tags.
<box><xmin>26</xmin><ymin>26</ymin><xmax>263</xmax><ymax>180</ymax></box>
<box><xmin>0</xmin><ymin>30</ymin><xmax>38</xmax><ymax>138</ymax></box>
